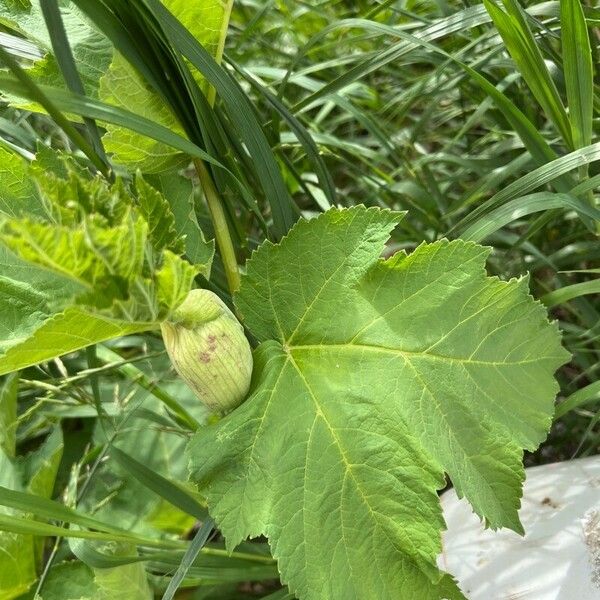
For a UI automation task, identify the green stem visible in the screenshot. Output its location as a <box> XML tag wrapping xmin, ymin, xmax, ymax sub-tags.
<box><xmin>194</xmin><ymin>159</ymin><xmax>241</xmax><ymax>294</ymax></box>
<box><xmin>206</xmin><ymin>0</ymin><xmax>234</xmax><ymax>107</ymax></box>
<box><xmin>195</xmin><ymin>5</ymin><xmax>240</xmax><ymax>295</ymax></box>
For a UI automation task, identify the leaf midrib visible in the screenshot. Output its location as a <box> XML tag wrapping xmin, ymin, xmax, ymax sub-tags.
<box><xmin>288</xmin><ymin>342</ymin><xmax>557</xmax><ymax>367</ymax></box>
<box><xmin>286</xmin><ymin>352</ymin><xmax>433</xmax><ymax>588</ymax></box>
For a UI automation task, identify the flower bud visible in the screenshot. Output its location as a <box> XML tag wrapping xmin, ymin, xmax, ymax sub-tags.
<box><xmin>160</xmin><ymin>289</ymin><xmax>253</xmax><ymax>413</ymax></box>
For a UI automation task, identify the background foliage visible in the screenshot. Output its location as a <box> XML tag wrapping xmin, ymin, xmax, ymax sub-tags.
<box><xmin>0</xmin><ymin>0</ymin><xmax>598</xmax><ymax>598</ymax></box>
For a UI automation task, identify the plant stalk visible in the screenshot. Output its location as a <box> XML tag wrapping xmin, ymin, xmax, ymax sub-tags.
<box><xmin>194</xmin><ymin>2</ymin><xmax>239</xmax><ymax>295</ymax></box>
<box><xmin>194</xmin><ymin>158</ymin><xmax>241</xmax><ymax>294</ymax></box>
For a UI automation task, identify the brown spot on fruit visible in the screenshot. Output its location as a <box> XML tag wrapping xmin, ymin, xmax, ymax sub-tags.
<box><xmin>199</xmin><ymin>351</ymin><xmax>211</xmax><ymax>363</ymax></box>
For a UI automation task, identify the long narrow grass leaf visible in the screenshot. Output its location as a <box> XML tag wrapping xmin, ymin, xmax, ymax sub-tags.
<box><xmin>461</xmin><ymin>192</ymin><xmax>600</xmax><ymax>241</ymax></box>
<box><xmin>0</xmin><ymin>74</ymin><xmax>222</xmax><ymax>169</ymax></box>
<box><xmin>161</xmin><ymin>519</ymin><xmax>215</xmax><ymax>600</ymax></box>
<box><xmin>541</xmin><ymin>279</ymin><xmax>600</xmax><ymax>308</ymax></box>
<box><xmin>110</xmin><ymin>447</ymin><xmax>207</xmax><ymax>519</ymax></box>
<box><xmin>555</xmin><ymin>381</ymin><xmax>600</xmax><ymax>418</ymax></box>
<box><xmin>561</xmin><ymin>0</ymin><xmax>594</xmax><ymax>149</ymax></box>
<box><xmin>485</xmin><ymin>0</ymin><xmax>573</xmax><ymax>148</ymax></box>
<box><xmin>0</xmin><ymin>513</ymin><xmax>180</xmax><ymax>549</ymax></box>
<box><xmin>451</xmin><ymin>143</ymin><xmax>600</xmax><ymax>233</ymax></box>
<box><xmin>39</xmin><ymin>0</ymin><xmax>108</xmax><ymax>166</ymax></box>
<box><xmin>0</xmin><ymin>47</ymin><xmax>109</xmax><ymax>177</ymax></box>
<box><xmin>0</xmin><ymin>485</ymin><xmax>142</xmax><ymax>536</ymax></box>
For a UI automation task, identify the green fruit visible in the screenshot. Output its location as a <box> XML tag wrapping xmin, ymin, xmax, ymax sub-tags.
<box><xmin>160</xmin><ymin>289</ymin><xmax>253</xmax><ymax>413</ymax></box>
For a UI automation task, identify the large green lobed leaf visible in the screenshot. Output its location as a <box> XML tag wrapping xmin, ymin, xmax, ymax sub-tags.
<box><xmin>188</xmin><ymin>206</ymin><xmax>568</xmax><ymax>600</ymax></box>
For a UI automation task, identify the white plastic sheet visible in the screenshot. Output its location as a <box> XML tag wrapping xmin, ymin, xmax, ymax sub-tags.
<box><xmin>440</xmin><ymin>455</ymin><xmax>600</xmax><ymax>599</ymax></box>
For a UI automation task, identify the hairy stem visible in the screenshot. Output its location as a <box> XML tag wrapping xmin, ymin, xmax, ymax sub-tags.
<box><xmin>194</xmin><ymin>159</ymin><xmax>241</xmax><ymax>294</ymax></box>
<box><xmin>194</xmin><ymin>2</ymin><xmax>240</xmax><ymax>294</ymax></box>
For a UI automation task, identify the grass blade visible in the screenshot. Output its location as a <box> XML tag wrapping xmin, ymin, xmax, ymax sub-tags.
<box><xmin>0</xmin><ymin>514</ymin><xmax>180</xmax><ymax>548</ymax></box>
<box><xmin>484</xmin><ymin>0</ymin><xmax>573</xmax><ymax>148</ymax></box>
<box><xmin>83</xmin><ymin>0</ymin><xmax>299</xmax><ymax>238</ymax></box>
<box><xmin>561</xmin><ymin>0</ymin><xmax>594</xmax><ymax>150</ymax></box>
<box><xmin>450</xmin><ymin>142</ymin><xmax>600</xmax><ymax>233</ymax></box>
<box><xmin>291</xmin><ymin>5</ymin><xmax>492</xmax><ymax>112</ymax></box>
<box><xmin>555</xmin><ymin>381</ymin><xmax>600</xmax><ymax>418</ymax></box>
<box><xmin>138</xmin><ymin>0</ymin><xmax>298</xmax><ymax>237</ymax></box>
<box><xmin>0</xmin><ymin>74</ymin><xmax>222</xmax><ymax>169</ymax></box>
<box><xmin>0</xmin><ymin>46</ymin><xmax>109</xmax><ymax>177</ymax></box>
<box><xmin>161</xmin><ymin>518</ymin><xmax>215</xmax><ymax>600</ymax></box>
<box><xmin>461</xmin><ymin>192</ymin><xmax>600</xmax><ymax>242</ymax></box>
<box><xmin>541</xmin><ymin>279</ymin><xmax>600</xmax><ymax>308</ymax></box>
<box><xmin>0</xmin><ymin>485</ymin><xmax>141</xmax><ymax>536</ymax></box>
<box><xmin>229</xmin><ymin>59</ymin><xmax>336</xmax><ymax>207</ymax></box>
<box><xmin>39</xmin><ymin>0</ymin><xmax>108</xmax><ymax>168</ymax></box>
<box><xmin>110</xmin><ymin>446</ymin><xmax>207</xmax><ymax>521</ymax></box>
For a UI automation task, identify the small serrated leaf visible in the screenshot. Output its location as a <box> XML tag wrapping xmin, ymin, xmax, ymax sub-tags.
<box><xmin>135</xmin><ymin>175</ymin><xmax>184</xmax><ymax>254</ymax></box>
<box><xmin>0</xmin><ymin>218</ymin><xmax>102</xmax><ymax>289</ymax></box>
<box><xmin>0</xmin><ymin>146</ymin><xmax>44</xmax><ymax>217</ymax></box>
<box><xmin>83</xmin><ymin>214</ymin><xmax>148</xmax><ymax>283</ymax></box>
<box><xmin>145</xmin><ymin>173</ymin><xmax>214</xmax><ymax>274</ymax></box>
<box><xmin>156</xmin><ymin>250</ymin><xmax>199</xmax><ymax>318</ymax></box>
